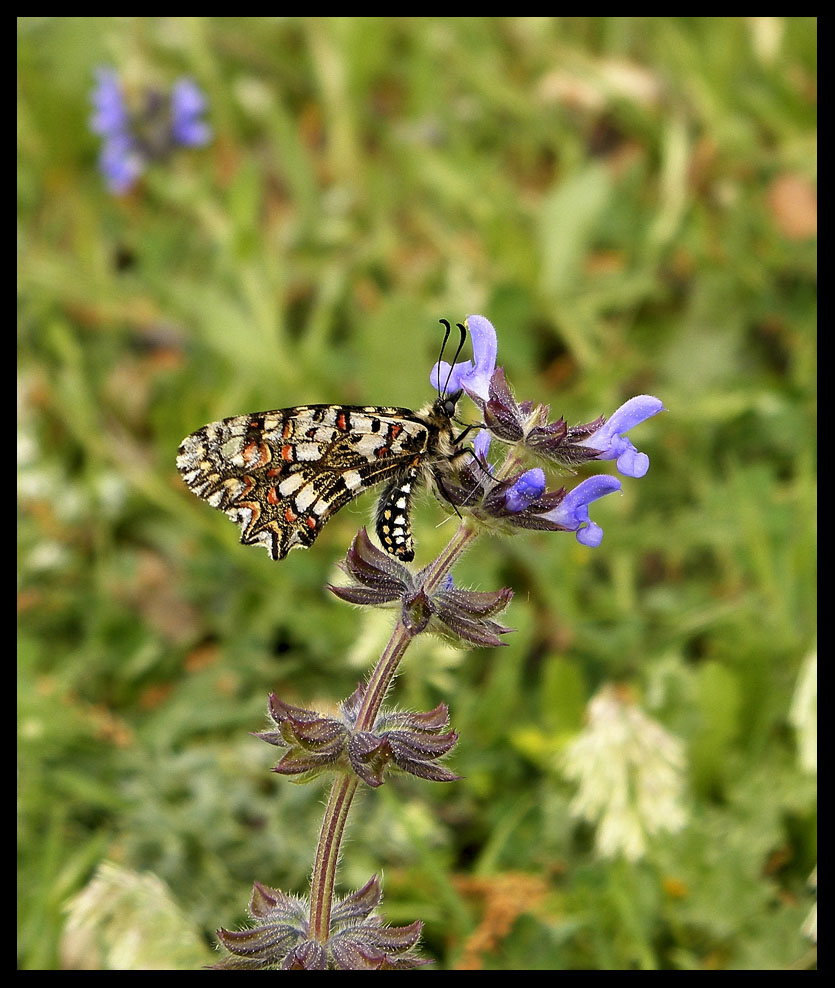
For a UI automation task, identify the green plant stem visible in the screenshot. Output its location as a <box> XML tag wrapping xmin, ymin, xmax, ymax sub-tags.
<box><xmin>308</xmin><ymin>774</ymin><xmax>360</xmax><ymax>942</ymax></box>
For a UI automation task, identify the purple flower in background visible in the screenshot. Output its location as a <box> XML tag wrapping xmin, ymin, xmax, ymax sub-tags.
<box><xmin>90</xmin><ymin>67</ymin><xmax>128</xmax><ymax>136</ymax></box>
<box><xmin>170</xmin><ymin>79</ymin><xmax>211</xmax><ymax>146</ymax></box>
<box><xmin>89</xmin><ymin>68</ymin><xmax>211</xmax><ymax>194</ymax></box>
<box><xmin>97</xmin><ymin>132</ymin><xmax>144</xmax><ymax>196</ymax></box>
<box><xmin>90</xmin><ymin>68</ymin><xmax>143</xmax><ymax>194</ymax></box>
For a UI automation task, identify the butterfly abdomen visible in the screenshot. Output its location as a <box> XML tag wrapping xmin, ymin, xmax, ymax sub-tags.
<box><xmin>375</xmin><ymin>461</ymin><xmax>422</xmax><ymax>561</ymax></box>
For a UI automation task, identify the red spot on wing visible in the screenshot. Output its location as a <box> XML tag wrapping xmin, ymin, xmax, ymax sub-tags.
<box><xmin>267</xmin><ymin>486</ymin><xmax>279</xmax><ymax>505</ymax></box>
<box><xmin>281</xmin><ymin>444</ymin><xmax>294</xmax><ymax>462</ymax></box>
<box><xmin>336</xmin><ymin>411</ymin><xmax>349</xmax><ymax>431</ymax></box>
<box><xmin>306</xmin><ymin>515</ymin><xmax>317</xmax><ymax>530</ymax></box>
<box><xmin>237</xmin><ymin>500</ymin><xmax>262</xmax><ymax>533</ymax></box>
<box><xmin>284</xmin><ymin>506</ymin><xmax>298</xmax><ymax>523</ymax></box>
<box><xmin>243</xmin><ymin>441</ymin><xmax>271</xmax><ymax>468</ymax></box>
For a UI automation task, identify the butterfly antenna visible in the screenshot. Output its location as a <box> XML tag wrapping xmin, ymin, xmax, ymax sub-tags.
<box><xmin>440</xmin><ymin>321</ymin><xmax>468</xmax><ymax>398</ymax></box>
<box><xmin>436</xmin><ymin>319</ymin><xmax>452</xmax><ymax>396</ymax></box>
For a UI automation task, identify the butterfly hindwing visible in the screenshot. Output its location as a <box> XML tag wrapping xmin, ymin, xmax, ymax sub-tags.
<box><xmin>177</xmin><ymin>404</ymin><xmax>445</xmax><ymax>561</ymax></box>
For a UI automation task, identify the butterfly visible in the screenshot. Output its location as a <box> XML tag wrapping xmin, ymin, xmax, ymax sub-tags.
<box><xmin>176</xmin><ymin>322</ymin><xmax>474</xmax><ymax>561</ymax></box>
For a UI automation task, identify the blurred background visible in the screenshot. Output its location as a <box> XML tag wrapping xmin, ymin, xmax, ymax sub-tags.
<box><xmin>18</xmin><ymin>17</ymin><xmax>816</xmax><ymax>970</ymax></box>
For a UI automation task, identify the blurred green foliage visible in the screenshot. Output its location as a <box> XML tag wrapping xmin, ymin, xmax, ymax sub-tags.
<box><xmin>18</xmin><ymin>16</ymin><xmax>816</xmax><ymax>970</ymax></box>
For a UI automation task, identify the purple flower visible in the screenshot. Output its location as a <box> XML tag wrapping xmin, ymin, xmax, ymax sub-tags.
<box><xmin>578</xmin><ymin>395</ymin><xmax>664</xmax><ymax>478</ymax></box>
<box><xmin>425</xmin><ymin>317</ymin><xmax>656</xmax><ymax>546</ymax></box>
<box><xmin>504</xmin><ymin>468</ymin><xmax>546</xmax><ymax>513</ymax></box>
<box><xmin>539</xmin><ymin>475</ymin><xmax>622</xmax><ymax>547</ymax></box>
<box><xmin>97</xmin><ymin>132</ymin><xmax>144</xmax><ymax>195</ymax></box>
<box><xmin>170</xmin><ymin>78</ymin><xmax>212</xmax><ymax>146</ymax></box>
<box><xmin>430</xmin><ymin>314</ymin><xmax>498</xmax><ymax>401</ymax></box>
<box><xmin>90</xmin><ymin>68</ymin><xmax>143</xmax><ymax>194</ymax></box>
<box><xmin>443</xmin><ymin>434</ymin><xmax>623</xmax><ymax>547</ymax></box>
<box><xmin>473</xmin><ymin>427</ymin><xmax>492</xmax><ymax>463</ymax></box>
<box><xmin>89</xmin><ymin>68</ymin><xmax>211</xmax><ymax>194</ymax></box>
<box><xmin>90</xmin><ymin>67</ymin><xmax>128</xmax><ymax>136</ymax></box>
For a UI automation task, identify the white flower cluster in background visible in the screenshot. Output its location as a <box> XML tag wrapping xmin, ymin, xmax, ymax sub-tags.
<box><xmin>562</xmin><ymin>685</ymin><xmax>687</xmax><ymax>861</ymax></box>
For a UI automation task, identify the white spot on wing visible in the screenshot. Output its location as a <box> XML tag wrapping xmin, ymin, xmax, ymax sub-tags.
<box><xmin>354</xmin><ymin>435</ymin><xmax>385</xmax><ymax>457</ymax></box>
<box><xmin>279</xmin><ymin>473</ymin><xmax>305</xmax><ymax>496</ymax></box>
<box><xmin>295</xmin><ymin>486</ymin><xmax>316</xmax><ymax>512</ymax></box>
<box><xmin>296</xmin><ymin>443</ymin><xmax>322</xmax><ymax>461</ymax></box>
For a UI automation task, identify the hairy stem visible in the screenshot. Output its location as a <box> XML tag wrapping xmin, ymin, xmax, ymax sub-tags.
<box><xmin>308</xmin><ymin>774</ymin><xmax>360</xmax><ymax>942</ymax></box>
<box><xmin>307</xmin><ymin>514</ymin><xmax>482</xmax><ymax>939</ymax></box>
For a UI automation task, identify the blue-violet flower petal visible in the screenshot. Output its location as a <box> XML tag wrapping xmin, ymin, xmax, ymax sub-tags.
<box><xmin>473</xmin><ymin>429</ymin><xmax>492</xmax><ymax>462</ymax></box>
<box><xmin>541</xmin><ymin>475</ymin><xmax>622</xmax><ymax>547</ymax></box>
<box><xmin>430</xmin><ymin>314</ymin><xmax>498</xmax><ymax>401</ymax></box>
<box><xmin>579</xmin><ymin>395</ymin><xmax>664</xmax><ymax>478</ymax></box>
<box><xmin>505</xmin><ymin>468</ymin><xmax>546</xmax><ymax>513</ymax></box>
<box><xmin>170</xmin><ymin>78</ymin><xmax>211</xmax><ymax>146</ymax></box>
<box><xmin>99</xmin><ymin>134</ymin><xmax>143</xmax><ymax>194</ymax></box>
<box><xmin>90</xmin><ymin>68</ymin><xmax>128</xmax><ymax>136</ymax></box>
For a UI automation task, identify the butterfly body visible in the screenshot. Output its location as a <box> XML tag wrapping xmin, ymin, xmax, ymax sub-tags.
<box><xmin>177</xmin><ymin>396</ymin><xmax>466</xmax><ymax>561</ymax></box>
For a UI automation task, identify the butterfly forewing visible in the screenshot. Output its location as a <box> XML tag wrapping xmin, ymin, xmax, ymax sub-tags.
<box><xmin>177</xmin><ymin>403</ymin><xmax>449</xmax><ymax>561</ymax></box>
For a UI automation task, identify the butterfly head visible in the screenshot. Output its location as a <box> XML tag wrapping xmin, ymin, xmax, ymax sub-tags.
<box><xmin>437</xmin><ymin>390</ymin><xmax>462</xmax><ymax>419</ymax></box>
